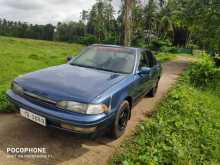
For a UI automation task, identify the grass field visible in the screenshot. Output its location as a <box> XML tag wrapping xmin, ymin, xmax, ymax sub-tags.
<box><xmin>111</xmin><ymin>59</ymin><xmax>220</xmax><ymax>164</ymax></box>
<box><xmin>0</xmin><ymin>36</ymin><xmax>84</xmax><ymax>111</ymax></box>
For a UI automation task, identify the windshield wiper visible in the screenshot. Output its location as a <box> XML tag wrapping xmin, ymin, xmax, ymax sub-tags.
<box><xmin>70</xmin><ymin>63</ymin><xmax>128</xmax><ymax>74</ymax></box>
<box><xmin>94</xmin><ymin>67</ymin><xmax>121</xmax><ymax>74</ymax></box>
<box><xmin>70</xmin><ymin>63</ymin><xmax>97</xmax><ymax>70</ymax></box>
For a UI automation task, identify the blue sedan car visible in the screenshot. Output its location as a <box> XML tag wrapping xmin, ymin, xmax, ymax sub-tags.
<box><xmin>7</xmin><ymin>44</ymin><xmax>161</xmax><ymax>139</ymax></box>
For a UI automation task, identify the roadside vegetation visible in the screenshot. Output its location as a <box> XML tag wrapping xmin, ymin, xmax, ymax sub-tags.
<box><xmin>0</xmin><ymin>36</ymin><xmax>84</xmax><ymax>112</ymax></box>
<box><xmin>111</xmin><ymin>55</ymin><xmax>220</xmax><ymax>164</ymax></box>
<box><xmin>0</xmin><ymin>0</ymin><xmax>219</xmax><ymax>53</ymax></box>
<box><xmin>155</xmin><ymin>52</ymin><xmax>177</xmax><ymax>63</ymax></box>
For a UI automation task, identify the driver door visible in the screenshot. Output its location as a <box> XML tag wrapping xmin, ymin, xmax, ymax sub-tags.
<box><xmin>132</xmin><ymin>50</ymin><xmax>152</xmax><ymax>100</ymax></box>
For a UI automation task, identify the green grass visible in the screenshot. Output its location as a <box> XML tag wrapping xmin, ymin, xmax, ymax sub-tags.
<box><xmin>111</xmin><ymin>64</ymin><xmax>220</xmax><ymax>164</ymax></box>
<box><xmin>155</xmin><ymin>52</ymin><xmax>177</xmax><ymax>63</ymax></box>
<box><xmin>0</xmin><ymin>36</ymin><xmax>84</xmax><ymax>112</ymax></box>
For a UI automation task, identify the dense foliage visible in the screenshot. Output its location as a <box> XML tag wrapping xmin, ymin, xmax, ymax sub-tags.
<box><xmin>168</xmin><ymin>0</ymin><xmax>220</xmax><ymax>51</ymax></box>
<box><xmin>0</xmin><ymin>0</ymin><xmax>219</xmax><ymax>51</ymax></box>
<box><xmin>0</xmin><ymin>36</ymin><xmax>83</xmax><ymax>112</ymax></box>
<box><xmin>0</xmin><ymin>19</ymin><xmax>55</xmax><ymax>41</ymax></box>
<box><xmin>111</xmin><ymin>56</ymin><xmax>220</xmax><ymax>164</ymax></box>
<box><xmin>187</xmin><ymin>55</ymin><xmax>219</xmax><ymax>88</ymax></box>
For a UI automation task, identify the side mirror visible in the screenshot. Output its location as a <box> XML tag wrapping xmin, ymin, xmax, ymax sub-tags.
<box><xmin>66</xmin><ymin>56</ymin><xmax>73</xmax><ymax>62</ymax></box>
<box><xmin>66</xmin><ymin>56</ymin><xmax>74</xmax><ymax>62</ymax></box>
<box><xmin>138</xmin><ymin>67</ymin><xmax>151</xmax><ymax>75</ymax></box>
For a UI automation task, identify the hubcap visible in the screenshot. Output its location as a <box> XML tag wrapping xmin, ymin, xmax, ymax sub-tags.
<box><xmin>118</xmin><ymin>108</ymin><xmax>129</xmax><ymax>131</ymax></box>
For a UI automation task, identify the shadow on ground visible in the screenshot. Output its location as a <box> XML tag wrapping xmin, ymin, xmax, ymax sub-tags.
<box><xmin>0</xmin><ymin>114</ymin><xmax>112</xmax><ymax>165</ymax></box>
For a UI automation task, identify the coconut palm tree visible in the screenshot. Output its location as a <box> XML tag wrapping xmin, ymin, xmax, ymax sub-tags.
<box><xmin>159</xmin><ymin>16</ymin><xmax>174</xmax><ymax>40</ymax></box>
<box><xmin>123</xmin><ymin>0</ymin><xmax>134</xmax><ymax>46</ymax></box>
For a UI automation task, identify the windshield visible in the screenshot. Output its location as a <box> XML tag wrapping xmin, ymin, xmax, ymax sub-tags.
<box><xmin>71</xmin><ymin>46</ymin><xmax>136</xmax><ymax>74</ymax></box>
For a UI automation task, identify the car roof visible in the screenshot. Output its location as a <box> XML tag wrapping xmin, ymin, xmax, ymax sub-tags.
<box><xmin>91</xmin><ymin>44</ymin><xmax>141</xmax><ymax>51</ymax></box>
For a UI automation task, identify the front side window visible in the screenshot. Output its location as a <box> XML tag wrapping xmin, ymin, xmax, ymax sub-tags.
<box><xmin>71</xmin><ymin>46</ymin><xmax>136</xmax><ymax>74</ymax></box>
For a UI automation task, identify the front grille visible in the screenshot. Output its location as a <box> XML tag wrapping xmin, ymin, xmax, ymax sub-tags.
<box><xmin>24</xmin><ymin>91</ymin><xmax>56</xmax><ymax>107</ymax></box>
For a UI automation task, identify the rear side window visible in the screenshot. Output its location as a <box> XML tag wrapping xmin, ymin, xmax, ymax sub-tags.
<box><xmin>146</xmin><ymin>51</ymin><xmax>157</xmax><ymax>67</ymax></box>
<box><xmin>139</xmin><ymin>51</ymin><xmax>150</xmax><ymax>68</ymax></box>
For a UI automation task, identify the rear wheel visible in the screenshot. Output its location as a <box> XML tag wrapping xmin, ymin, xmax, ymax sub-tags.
<box><xmin>110</xmin><ymin>101</ymin><xmax>130</xmax><ymax>139</ymax></box>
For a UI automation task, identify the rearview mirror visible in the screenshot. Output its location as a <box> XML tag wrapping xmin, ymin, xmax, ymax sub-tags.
<box><xmin>138</xmin><ymin>67</ymin><xmax>151</xmax><ymax>75</ymax></box>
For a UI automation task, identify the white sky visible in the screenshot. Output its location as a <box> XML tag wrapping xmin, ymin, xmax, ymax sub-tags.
<box><xmin>0</xmin><ymin>0</ymin><xmax>121</xmax><ymax>25</ymax></box>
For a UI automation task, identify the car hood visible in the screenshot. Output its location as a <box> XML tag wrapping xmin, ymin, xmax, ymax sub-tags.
<box><xmin>15</xmin><ymin>64</ymin><xmax>127</xmax><ymax>103</ymax></box>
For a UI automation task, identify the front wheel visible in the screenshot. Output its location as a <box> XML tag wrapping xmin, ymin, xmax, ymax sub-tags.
<box><xmin>110</xmin><ymin>101</ymin><xmax>130</xmax><ymax>139</ymax></box>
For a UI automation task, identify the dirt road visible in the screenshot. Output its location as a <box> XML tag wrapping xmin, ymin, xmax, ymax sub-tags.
<box><xmin>0</xmin><ymin>57</ymin><xmax>190</xmax><ymax>165</ymax></box>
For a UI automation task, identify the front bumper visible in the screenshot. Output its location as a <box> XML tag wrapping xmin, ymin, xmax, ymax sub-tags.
<box><xmin>6</xmin><ymin>90</ymin><xmax>116</xmax><ymax>134</ymax></box>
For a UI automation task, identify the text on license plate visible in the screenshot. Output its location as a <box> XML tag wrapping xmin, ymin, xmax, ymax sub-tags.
<box><xmin>20</xmin><ymin>108</ymin><xmax>46</xmax><ymax>126</ymax></box>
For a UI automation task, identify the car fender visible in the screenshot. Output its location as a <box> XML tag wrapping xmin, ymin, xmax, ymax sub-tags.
<box><xmin>92</xmin><ymin>75</ymin><xmax>135</xmax><ymax>118</ymax></box>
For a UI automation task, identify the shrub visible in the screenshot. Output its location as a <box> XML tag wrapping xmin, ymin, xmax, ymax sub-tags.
<box><xmin>149</xmin><ymin>39</ymin><xmax>172</xmax><ymax>52</ymax></box>
<box><xmin>214</xmin><ymin>57</ymin><xmax>220</xmax><ymax>67</ymax></box>
<box><xmin>103</xmin><ymin>36</ymin><xmax>118</xmax><ymax>45</ymax></box>
<box><xmin>0</xmin><ymin>91</ymin><xmax>15</xmax><ymax>112</ymax></box>
<box><xmin>160</xmin><ymin>46</ymin><xmax>177</xmax><ymax>53</ymax></box>
<box><xmin>80</xmin><ymin>34</ymin><xmax>97</xmax><ymax>45</ymax></box>
<box><xmin>187</xmin><ymin>56</ymin><xmax>219</xmax><ymax>88</ymax></box>
<box><xmin>0</xmin><ymin>91</ymin><xmax>6</xmax><ymax>106</ymax></box>
<box><xmin>187</xmin><ymin>43</ymin><xmax>199</xmax><ymax>50</ymax></box>
<box><xmin>156</xmin><ymin>52</ymin><xmax>177</xmax><ymax>63</ymax></box>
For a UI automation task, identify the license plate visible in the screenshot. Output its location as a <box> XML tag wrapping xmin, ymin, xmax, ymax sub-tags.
<box><xmin>20</xmin><ymin>108</ymin><xmax>46</xmax><ymax>126</ymax></box>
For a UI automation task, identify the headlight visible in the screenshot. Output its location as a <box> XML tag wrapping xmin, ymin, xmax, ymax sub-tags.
<box><xmin>12</xmin><ymin>82</ymin><xmax>24</xmax><ymax>95</ymax></box>
<box><xmin>87</xmin><ymin>104</ymin><xmax>109</xmax><ymax>115</ymax></box>
<box><xmin>56</xmin><ymin>101</ymin><xmax>109</xmax><ymax>115</ymax></box>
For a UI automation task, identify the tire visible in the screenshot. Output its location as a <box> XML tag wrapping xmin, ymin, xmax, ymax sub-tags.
<box><xmin>110</xmin><ymin>101</ymin><xmax>130</xmax><ymax>139</ymax></box>
<box><xmin>148</xmin><ymin>79</ymin><xmax>159</xmax><ymax>97</ymax></box>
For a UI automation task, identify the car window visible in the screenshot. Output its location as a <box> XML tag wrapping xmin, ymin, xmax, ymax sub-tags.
<box><xmin>71</xmin><ymin>46</ymin><xmax>136</xmax><ymax>74</ymax></box>
<box><xmin>146</xmin><ymin>51</ymin><xmax>157</xmax><ymax>67</ymax></box>
<box><xmin>139</xmin><ymin>51</ymin><xmax>150</xmax><ymax>69</ymax></box>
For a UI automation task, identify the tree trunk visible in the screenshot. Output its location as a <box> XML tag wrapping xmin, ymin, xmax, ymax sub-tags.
<box><xmin>123</xmin><ymin>0</ymin><xmax>133</xmax><ymax>46</ymax></box>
